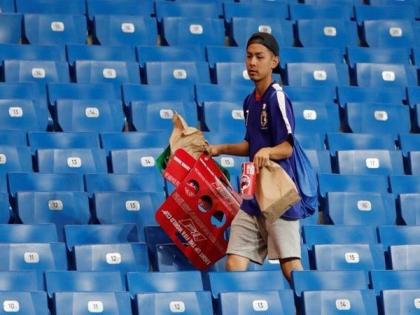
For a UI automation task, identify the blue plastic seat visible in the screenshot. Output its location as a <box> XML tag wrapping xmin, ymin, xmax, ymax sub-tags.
<box><xmin>302</xmin><ymin>225</ymin><xmax>378</xmax><ymax>247</ymax></box>
<box><xmin>0</xmin><ymin>14</ymin><xmax>22</xmax><ymax>43</ymax></box>
<box><xmin>290</xmin><ymin>3</ymin><xmax>354</xmax><ymax>20</ymax></box>
<box><xmin>214</xmin><ymin>62</ymin><xmax>255</xmax><ymax>86</ymax></box>
<box><xmin>408</xmin><ymin>151</ymin><xmax>420</xmax><ymax>175</ymax></box>
<box><xmin>204</xmin><ymin>132</ymin><xmax>250</xmax><ymax>147</ymax></box>
<box><xmin>0</xmin><ymin>192</ymin><xmax>9</xmax><ymax>223</ymax></box>
<box><xmin>355</xmin><ymin>63</ymin><xmax>417</xmax><ymax>87</ymax></box>
<box><xmin>100</xmin><ymin>131</ymin><xmax>171</xmax><ymax>152</ymax></box>
<box><xmin>370</xmin><ymin>0</ymin><xmax>418</xmax><ymax>5</ymax></box>
<box><xmin>144</xmin><ymin>226</ymin><xmax>172</xmax><ymax>271</ymax></box>
<box><xmin>346</xmin><ymin>47</ymin><xmax>411</xmax><ymax>69</ymax></box>
<box><xmin>223</xmin><ymin>2</ymin><xmax>289</xmax><ymax>22</ymax></box>
<box><xmin>0</xmin><ymin>271</ymin><xmax>44</xmax><ymax>292</ymax></box>
<box><xmin>381</xmin><ymin>289</ymin><xmax>420</xmax><ymax>315</ymax></box>
<box><xmin>302</xmin><ymin>290</ymin><xmax>378</xmax><ymax>315</ymax></box>
<box><xmin>0</xmin><ymin>242</ymin><xmax>67</xmax><ymax>271</ymax></box>
<box><xmin>389</xmin><ymin>175</ymin><xmax>420</xmax><ymax>194</ymax></box>
<box><xmin>55</xmin><ymin>99</ymin><xmax>125</xmax><ymax>132</ymax></box>
<box><xmin>213</xmin><ymin>155</ymin><xmax>248</xmax><ymax>183</ymax></box>
<box><xmin>302</xmin><ymin>150</ymin><xmax>331</xmax><ymax>174</ymax></box>
<box><xmin>93</xmin><ymin>15</ymin><xmax>157</xmax><ymax>46</ymax></box>
<box><xmin>412</xmin><ymin>48</ymin><xmax>420</xmax><ymax>66</ymax></box>
<box><xmin>0</xmin><ymin>0</ymin><xmax>15</xmax><ymax>12</ymax></box>
<box><xmin>136</xmin><ymin>291</ymin><xmax>213</xmax><ymax>315</ymax></box>
<box><xmin>0</xmin><ymin>130</ymin><xmax>27</xmax><ymax>146</ymax></box>
<box><xmin>337</xmin><ymin>86</ymin><xmax>405</xmax><ymax>108</ymax></box>
<box><xmin>370</xmin><ymin>270</ymin><xmax>420</xmax><ymax>294</ymax></box>
<box><xmin>161</xmin><ymin>17</ymin><xmax>225</xmax><ymax>46</ymax></box>
<box><xmin>7</xmin><ymin>172</ymin><xmax>84</xmax><ymax>197</ymax></box>
<box><xmin>53</xmin><ymin>292</ymin><xmax>132</xmax><ymax>315</ymax></box>
<box><xmin>74</xmin><ymin>60</ymin><xmax>140</xmax><ymax>84</ymax></box>
<box><xmin>296</xmin><ymin>133</ymin><xmax>325</xmax><ymax>151</ymax></box>
<box><xmin>64</xmin><ymin>223</ymin><xmax>139</xmax><ymax>251</ymax></box>
<box><xmin>16</xmin><ymin>0</ymin><xmax>85</xmax><ymax>14</ymax></box>
<box><xmin>219</xmin><ymin>290</ymin><xmax>296</xmax><ymax>315</ymax></box>
<box><xmin>16</xmin><ymin>191</ymin><xmax>90</xmax><ymax>241</ymax></box>
<box><xmin>355</xmin><ymin>5</ymin><xmax>416</xmax><ymax>22</ymax></box>
<box><xmin>137</xmin><ymin>45</ymin><xmax>205</xmax><ymax>68</ymax></box>
<box><xmin>318</xmin><ymin>174</ymin><xmax>389</xmax><ymax>199</ymax></box>
<box><xmin>110</xmin><ymin>148</ymin><xmax>166</xmax><ymax>176</ymax></box>
<box><xmin>296</xmin><ymin>20</ymin><xmax>359</xmax><ymax>49</ymax></box>
<box><xmin>144</xmin><ymin>61</ymin><xmax>210</xmax><ymax>85</ymax></box>
<box><xmin>128</xmin><ymin>101</ymin><xmax>198</xmax><ymax>132</ymax></box>
<box><xmin>0</xmin><ymin>146</ymin><xmax>33</xmax><ymax>176</ymax></box>
<box><xmin>363</xmin><ymin>19</ymin><xmax>415</xmax><ymax>48</ymax></box>
<box><xmin>389</xmin><ymin>244</ymin><xmax>420</xmax><ymax>270</ymax></box>
<box><xmin>195</xmin><ymin>83</ymin><xmax>249</xmax><ymax>104</ymax></box>
<box><xmin>85</xmin><ymin>173</ymin><xmax>165</xmax><ymax>194</ymax></box>
<box><xmin>286</xmin><ymin>63</ymin><xmax>349</xmax><ymax>87</ymax></box>
<box><xmin>313</xmin><ymin>244</ymin><xmax>385</xmax><ymax>271</ymax></box>
<box><xmin>325</xmin><ymin>192</ymin><xmax>396</xmax><ymax>225</ymax></box>
<box><xmin>28</xmin><ymin>132</ymin><xmax>100</xmax><ymax>151</ymax></box>
<box><xmin>155</xmin><ymin>2</ymin><xmax>219</xmax><ymax>20</ymax></box>
<box><xmin>36</xmin><ymin>148</ymin><xmax>108</xmax><ymax>174</ymax></box>
<box><xmin>45</xmin><ymin>271</ymin><xmax>125</xmax><ymax>297</ymax></box>
<box><xmin>280</xmin><ymin>47</ymin><xmax>343</xmax><ymax>71</ymax></box>
<box><xmin>127</xmin><ymin>271</ymin><xmax>203</xmax><ymax>295</ymax></box>
<box><xmin>0</xmin><ymin>223</ymin><xmax>58</xmax><ymax>243</ymax></box>
<box><xmin>230</xmin><ymin>18</ymin><xmax>294</xmax><ymax>48</ymax></box>
<box><xmin>293</xmin><ymin>102</ymin><xmax>340</xmax><ymax>135</ymax></box>
<box><xmin>74</xmin><ymin>243</ymin><xmax>149</xmax><ymax>272</ymax></box>
<box><xmin>407</xmin><ymin>85</ymin><xmax>420</xmax><ymax>108</ymax></box>
<box><xmin>345</xmin><ymin>103</ymin><xmax>410</xmax><ymax>138</ymax></box>
<box><xmin>23</xmin><ymin>14</ymin><xmax>87</xmax><ymax>45</ymax></box>
<box><xmin>0</xmin><ymin>43</ymin><xmax>65</xmax><ymax>62</ymax></box>
<box><xmin>0</xmin><ymin>291</ymin><xmax>49</xmax><ymax>315</ymax></box>
<box><xmin>202</xmin><ymin>101</ymin><xmax>246</xmax><ymax>134</ymax></box>
<box><xmin>292</xmin><ymin>270</ymin><xmax>369</xmax><ymax>298</ymax></box>
<box><xmin>398</xmin><ymin>193</ymin><xmax>420</xmax><ymax>225</ymax></box>
<box><xmin>87</xmin><ymin>0</ymin><xmax>153</xmax><ymax>20</ymax></box>
<box><xmin>0</xmin><ymin>99</ymin><xmax>49</xmax><ymax>131</ymax></box>
<box><xmin>414</xmin><ymin>104</ymin><xmax>420</xmax><ymax>132</ymax></box>
<box><xmin>67</xmin><ymin>44</ymin><xmax>136</xmax><ymax>66</ymax></box>
<box><xmin>206</xmin><ymin>46</ymin><xmax>243</xmax><ymax>68</ymax></box>
<box><xmin>155</xmin><ymin>243</ymin><xmax>195</xmax><ymax>272</ymax></box>
<box><xmin>326</xmin><ymin>133</ymin><xmax>396</xmax><ymax>157</ymax></box>
<box><xmin>378</xmin><ymin>225</ymin><xmax>420</xmax><ymax>247</ymax></box>
<box><xmin>283</xmin><ymin>86</ymin><xmax>336</xmax><ymax>104</ymax></box>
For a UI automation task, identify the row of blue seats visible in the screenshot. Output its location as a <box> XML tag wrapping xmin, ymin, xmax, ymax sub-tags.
<box><xmin>1</xmin><ymin>13</ymin><xmax>420</xmax><ymax>47</ymax></box>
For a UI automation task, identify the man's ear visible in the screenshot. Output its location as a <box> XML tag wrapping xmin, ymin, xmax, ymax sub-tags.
<box><xmin>272</xmin><ymin>55</ymin><xmax>279</xmax><ymax>70</ymax></box>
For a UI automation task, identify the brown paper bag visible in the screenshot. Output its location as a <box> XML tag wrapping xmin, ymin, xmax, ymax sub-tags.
<box><xmin>255</xmin><ymin>161</ymin><xmax>301</xmax><ymax>222</ymax></box>
<box><xmin>169</xmin><ymin>113</ymin><xmax>208</xmax><ymax>159</ymax></box>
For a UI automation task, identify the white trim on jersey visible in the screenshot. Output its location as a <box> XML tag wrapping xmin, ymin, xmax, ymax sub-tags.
<box><xmin>272</xmin><ymin>83</ymin><xmax>292</xmax><ymax>134</ymax></box>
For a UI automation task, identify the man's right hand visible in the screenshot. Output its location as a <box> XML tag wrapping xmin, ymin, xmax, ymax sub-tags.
<box><xmin>206</xmin><ymin>144</ymin><xmax>222</xmax><ymax>157</ymax></box>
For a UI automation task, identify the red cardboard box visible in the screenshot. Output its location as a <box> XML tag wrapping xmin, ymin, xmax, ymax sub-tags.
<box><xmin>156</xmin><ymin>149</ymin><xmax>241</xmax><ymax>270</ymax></box>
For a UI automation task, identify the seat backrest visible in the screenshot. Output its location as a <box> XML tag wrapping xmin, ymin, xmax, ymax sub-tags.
<box><xmin>286</xmin><ymin>62</ymin><xmax>349</xmax><ymax>87</ymax></box>
<box><xmin>0</xmin><ymin>271</ymin><xmax>44</xmax><ymax>292</ymax></box>
<box><xmin>284</xmin><ymin>86</ymin><xmax>336</xmax><ymax>103</ymax></box>
<box><xmin>0</xmin><ymin>0</ymin><xmax>15</xmax><ymax>13</ymax></box>
<box><xmin>0</xmin><ymin>223</ymin><xmax>58</xmax><ymax>243</ymax></box>
<box><xmin>0</xmin><ymin>291</ymin><xmax>49</xmax><ymax>315</ymax></box>
<box><xmin>381</xmin><ymin>289</ymin><xmax>420</xmax><ymax>315</ymax></box>
<box><xmin>195</xmin><ymin>83</ymin><xmax>249</xmax><ymax>104</ymax></box>
<box><xmin>110</xmin><ymin>148</ymin><xmax>165</xmax><ymax>175</ymax></box>
<box><xmin>144</xmin><ymin>61</ymin><xmax>210</xmax><ymax>85</ymax></box>
<box><xmin>355</xmin><ymin>5</ymin><xmax>415</xmax><ymax>22</ymax></box>
<box><xmin>137</xmin><ymin>45</ymin><xmax>206</xmax><ymax>67</ymax></box>
<box><xmin>155</xmin><ymin>2</ymin><xmax>218</xmax><ymax>20</ymax></box>
<box><xmin>389</xmin><ymin>175</ymin><xmax>420</xmax><ymax>194</ymax></box>
<box><xmin>67</xmin><ymin>44</ymin><xmax>136</xmax><ymax>66</ymax></box>
<box><xmin>303</xmin><ymin>150</ymin><xmax>332</xmax><ymax>174</ymax></box>
<box><xmin>370</xmin><ymin>270</ymin><xmax>420</xmax><ymax>294</ymax></box>
<box><xmin>0</xmin><ymin>192</ymin><xmax>9</xmax><ymax>223</ymax></box>
<box><xmin>378</xmin><ymin>225</ymin><xmax>420</xmax><ymax>247</ymax></box>
<box><xmin>202</xmin><ymin>101</ymin><xmax>246</xmax><ymax>134</ymax></box>
<box><xmin>290</xmin><ymin>3</ymin><xmax>353</xmax><ymax>20</ymax></box>
<box><xmin>16</xmin><ymin>0</ymin><xmax>85</xmax><ymax>14</ymax></box>
<box><xmin>398</xmin><ymin>133</ymin><xmax>420</xmax><ymax>157</ymax></box>
<box><xmin>214</xmin><ymin>62</ymin><xmax>255</xmax><ymax>86</ymax></box>
<box><xmin>347</xmin><ymin>47</ymin><xmax>411</xmax><ymax>68</ymax></box>
<box><xmin>363</xmin><ymin>20</ymin><xmax>415</xmax><ymax>48</ymax></box>
<box><xmin>0</xmin><ymin>14</ymin><xmax>22</xmax><ymax>43</ymax></box>
<box><xmin>0</xmin><ymin>130</ymin><xmax>27</xmax><ymax>146</ymax></box>
<box><xmin>0</xmin><ymin>43</ymin><xmax>65</xmax><ymax>62</ymax></box>
<box><xmin>100</xmin><ymin>131</ymin><xmax>171</xmax><ymax>151</ymax></box>
<box><xmin>337</xmin><ymin>86</ymin><xmax>405</xmax><ymax>108</ymax></box>
<box><xmin>122</xmin><ymin>84</ymin><xmax>193</xmax><ymax>105</ymax></box>
<box><xmin>28</xmin><ymin>131</ymin><xmax>100</xmax><ymax>151</ymax></box>
<box><xmin>87</xmin><ymin>0</ymin><xmax>153</xmax><ymax>20</ymax></box>
<box><xmin>409</xmin><ymin>151</ymin><xmax>420</xmax><ymax>175</ymax></box>
<box><xmin>206</xmin><ymin>46</ymin><xmax>243</xmax><ymax>68</ymax></box>
<box><xmin>389</xmin><ymin>244</ymin><xmax>420</xmax><ymax>270</ymax></box>
<box><xmin>293</xmin><ymin>102</ymin><xmax>340</xmax><ymax>135</ymax></box>
<box><xmin>0</xmin><ymin>146</ymin><xmax>33</xmax><ymax>175</ymax></box>
<box><xmin>355</xmin><ymin>63</ymin><xmax>417</xmax><ymax>87</ymax></box>
<box><xmin>398</xmin><ymin>193</ymin><xmax>420</xmax><ymax>225</ymax></box>
<box><xmin>280</xmin><ymin>47</ymin><xmax>343</xmax><ymax>70</ymax></box>
<box><xmin>74</xmin><ymin>60</ymin><xmax>140</xmax><ymax>84</ymax></box>
<box><xmin>223</xmin><ymin>2</ymin><xmax>288</xmax><ymax>21</ymax></box>
<box><xmin>0</xmin><ymin>99</ymin><xmax>49</xmax><ymax>131</ymax></box>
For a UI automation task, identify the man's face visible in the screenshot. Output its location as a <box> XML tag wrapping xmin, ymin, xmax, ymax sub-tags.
<box><xmin>246</xmin><ymin>43</ymin><xmax>279</xmax><ymax>82</ymax></box>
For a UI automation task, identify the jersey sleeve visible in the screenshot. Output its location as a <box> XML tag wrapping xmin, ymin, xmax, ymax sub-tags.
<box><xmin>269</xmin><ymin>89</ymin><xmax>295</xmax><ymax>145</ymax></box>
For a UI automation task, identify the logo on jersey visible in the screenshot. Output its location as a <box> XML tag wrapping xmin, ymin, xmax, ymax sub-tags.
<box><xmin>260</xmin><ymin>103</ymin><xmax>268</xmax><ymax>129</ymax></box>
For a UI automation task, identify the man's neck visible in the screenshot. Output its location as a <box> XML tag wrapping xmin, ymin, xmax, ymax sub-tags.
<box><xmin>254</xmin><ymin>76</ymin><xmax>273</xmax><ymax>98</ymax></box>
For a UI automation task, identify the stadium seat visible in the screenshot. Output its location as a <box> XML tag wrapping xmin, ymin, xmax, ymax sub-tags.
<box><xmin>28</xmin><ymin>132</ymin><xmax>100</xmax><ymax>152</ymax></box>
<box><xmin>110</xmin><ymin>148</ymin><xmax>165</xmax><ymax>176</ymax></box>
<box><xmin>85</xmin><ymin>173</ymin><xmax>166</xmax><ymax>194</ymax></box>
<box><xmin>337</xmin><ymin>86</ymin><xmax>405</xmax><ymax>108</ymax></box>
<box><xmin>16</xmin><ymin>0</ymin><xmax>85</xmax><ymax>14</ymax></box>
<box><xmin>93</xmin><ymin>15</ymin><xmax>157</xmax><ymax>46</ymax></box>
<box><xmin>303</xmin><ymin>150</ymin><xmax>331</xmax><ymax>174</ymax></box>
<box><xmin>0</xmin><ymin>99</ymin><xmax>49</xmax><ymax>131</ymax></box>
<box><xmin>100</xmin><ymin>131</ymin><xmax>171</xmax><ymax>152</ymax></box>
<box><xmin>280</xmin><ymin>47</ymin><xmax>343</xmax><ymax>71</ymax></box>
<box><xmin>370</xmin><ymin>0</ymin><xmax>418</xmax><ymax>5</ymax></box>
<box><xmin>127</xmin><ymin>271</ymin><xmax>203</xmax><ymax>295</ymax></box>
<box><xmin>206</xmin><ymin>46</ymin><xmax>243</xmax><ymax>68</ymax></box>
<box><xmin>0</xmin><ymin>271</ymin><xmax>44</xmax><ymax>292</ymax></box>
<box><xmin>380</xmin><ymin>289</ymin><xmax>420</xmax><ymax>315</ymax></box>
<box><xmin>53</xmin><ymin>292</ymin><xmax>132</xmax><ymax>315</ymax></box>
<box><xmin>290</xmin><ymin>3</ymin><xmax>353</xmax><ymax>20</ymax></box>
<box><xmin>325</xmin><ymin>192</ymin><xmax>396</xmax><ymax>225</ymax></box>
<box><xmin>302</xmin><ymin>225</ymin><xmax>378</xmax><ymax>247</ymax></box>
<box><xmin>203</xmin><ymin>132</ymin><xmax>244</xmax><ymax>147</ymax></box>
<box><xmin>293</xmin><ymin>102</ymin><xmax>340</xmax><ymax>135</ymax></box>
<box><xmin>283</xmin><ymin>86</ymin><xmax>336</xmax><ymax>104</ymax></box>
<box><xmin>136</xmin><ymin>291</ymin><xmax>213</xmax><ymax>315</ymax></box>
<box><xmin>363</xmin><ymin>20</ymin><xmax>416</xmax><ymax>48</ymax></box>
<box><xmin>286</xmin><ymin>63</ymin><xmax>349</xmax><ymax>87</ymax></box>
<box><xmin>398</xmin><ymin>193</ymin><xmax>420</xmax><ymax>225</ymax></box>
<box><xmin>155</xmin><ymin>2</ymin><xmax>219</xmax><ymax>20</ymax></box>
<box><xmin>55</xmin><ymin>99</ymin><xmax>125</xmax><ymax>132</ymax></box>
<box><xmin>408</xmin><ymin>151</ymin><xmax>420</xmax><ymax>175</ymax></box>
<box><xmin>230</xmin><ymin>18</ymin><xmax>294</xmax><ymax>48</ymax></box>
<box><xmin>64</xmin><ymin>223</ymin><xmax>139</xmax><ymax>251</ymax></box>
<box><xmin>0</xmin><ymin>242</ymin><xmax>68</xmax><ymax>271</ymax></box>
<box><xmin>67</xmin><ymin>44</ymin><xmax>136</xmax><ymax>66</ymax></box>
<box><xmin>213</xmin><ymin>155</ymin><xmax>248</xmax><ymax>184</ymax></box>
<box><xmin>214</xmin><ymin>62</ymin><xmax>255</xmax><ymax>86</ymax></box>
<box><xmin>389</xmin><ymin>175</ymin><xmax>420</xmax><ymax>194</ymax></box>
<box><xmin>407</xmin><ymin>86</ymin><xmax>420</xmax><ymax>110</ymax></box>
<box><xmin>137</xmin><ymin>45</ymin><xmax>206</xmax><ymax>68</ymax></box>
<box><xmin>155</xmin><ymin>243</ymin><xmax>195</xmax><ymax>272</ymax></box>
<box><xmin>161</xmin><ymin>17</ymin><xmax>225</xmax><ymax>46</ymax></box>
<box><xmin>346</xmin><ymin>47</ymin><xmax>411</xmax><ymax>69</ymax></box>
<box><xmin>0</xmin><ymin>14</ymin><xmax>22</xmax><ymax>44</ymax></box>
<box><xmin>414</xmin><ymin>104</ymin><xmax>420</xmax><ymax>132</ymax></box>
<box><xmin>16</xmin><ymin>191</ymin><xmax>90</xmax><ymax>241</ymax></box>
<box><xmin>326</xmin><ymin>133</ymin><xmax>396</xmax><ymax>157</ymax></box>
<box><xmin>74</xmin><ymin>60</ymin><xmax>140</xmax><ymax>84</ymax></box>
<box><xmin>355</xmin><ymin>5</ymin><xmax>416</xmax><ymax>22</ymax></box>
<box><xmin>223</xmin><ymin>2</ymin><xmax>289</xmax><ymax>22</ymax></box>
<box><xmin>144</xmin><ymin>61</ymin><xmax>210</xmax><ymax>85</ymax></box>
<box><xmin>317</xmin><ymin>174</ymin><xmax>389</xmax><ymax>199</ymax></box>
<box><xmin>0</xmin><ymin>43</ymin><xmax>65</xmax><ymax>63</ymax></box>
<box><xmin>87</xmin><ymin>0</ymin><xmax>153</xmax><ymax>20</ymax></box>
<box><xmin>389</xmin><ymin>244</ymin><xmax>420</xmax><ymax>270</ymax></box>
<box><xmin>370</xmin><ymin>270</ymin><xmax>420</xmax><ymax>294</ymax></box>
<box><xmin>296</xmin><ymin>20</ymin><xmax>359</xmax><ymax>49</ymax></box>
<box><xmin>295</xmin><ymin>133</ymin><xmax>325</xmax><ymax>151</ymax></box>
<box><xmin>195</xmin><ymin>83</ymin><xmax>249</xmax><ymax>104</ymax></box>
<box><xmin>344</xmin><ymin>103</ymin><xmax>410</xmax><ymax>138</ymax></box>
<box><xmin>74</xmin><ymin>243</ymin><xmax>149</xmax><ymax>272</ymax></box>
<box><xmin>0</xmin><ymin>291</ymin><xmax>49</xmax><ymax>315</ymax></box>
<box><xmin>201</xmin><ymin>101</ymin><xmax>246</xmax><ymax>134</ymax></box>
<box><xmin>128</xmin><ymin>101</ymin><xmax>198</xmax><ymax>132</ymax></box>
<box><xmin>0</xmin><ymin>146</ymin><xmax>32</xmax><ymax>175</ymax></box>
<box><xmin>302</xmin><ymin>290</ymin><xmax>378</xmax><ymax>315</ymax></box>
<box><xmin>412</xmin><ymin>48</ymin><xmax>420</xmax><ymax>66</ymax></box>
<box><xmin>0</xmin><ymin>223</ymin><xmax>58</xmax><ymax>243</ymax></box>
<box><xmin>144</xmin><ymin>226</ymin><xmax>172</xmax><ymax>271</ymax></box>
<box><xmin>45</xmin><ymin>271</ymin><xmax>125</xmax><ymax>297</ymax></box>
<box><xmin>7</xmin><ymin>172</ymin><xmax>84</xmax><ymax>197</ymax></box>
<box><xmin>292</xmin><ymin>270</ymin><xmax>369</xmax><ymax>298</ymax></box>
<box><xmin>313</xmin><ymin>244</ymin><xmax>385</xmax><ymax>271</ymax></box>
<box><xmin>0</xmin><ymin>192</ymin><xmax>9</xmax><ymax>223</ymax></box>
<box><xmin>0</xmin><ymin>0</ymin><xmax>15</xmax><ymax>12</ymax></box>
<box><xmin>378</xmin><ymin>225</ymin><xmax>420</xmax><ymax>247</ymax></box>
<box><xmin>0</xmin><ymin>130</ymin><xmax>27</xmax><ymax>146</ymax></box>
<box><xmin>355</xmin><ymin>63</ymin><xmax>417</xmax><ymax>87</ymax></box>
<box><xmin>219</xmin><ymin>290</ymin><xmax>295</xmax><ymax>315</ymax></box>
<box><xmin>36</xmin><ymin>148</ymin><xmax>108</xmax><ymax>174</ymax></box>
<box><xmin>23</xmin><ymin>14</ymin><xmax>87</xmax><ymax>45</ymax></box>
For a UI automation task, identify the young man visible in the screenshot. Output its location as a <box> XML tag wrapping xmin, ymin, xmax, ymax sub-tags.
<box><xmin>207</xmin><ymin>32</ymin><xmax>303</xmax><ymax>282</ymax></box>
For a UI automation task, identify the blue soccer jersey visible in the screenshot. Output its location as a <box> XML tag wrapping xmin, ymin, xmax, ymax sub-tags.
<box><xmin>242</xmin><ymin>82</ymin><xmax>303</xmax><ymax>219</ymax></box>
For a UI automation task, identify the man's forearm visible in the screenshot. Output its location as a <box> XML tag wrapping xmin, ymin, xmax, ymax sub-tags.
<box><xmin>268</xmin><ymin>141</ymin><xmax>293</xmax><ymax>160</ymax></box>
<box><xmin>218</xmin><ymin>140</ymin><xmax>249</xmax><ymax>156</ymax></box>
